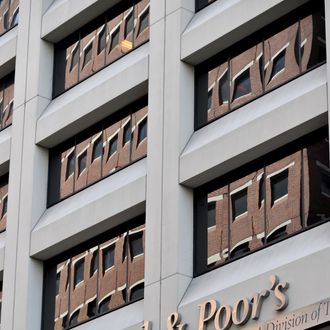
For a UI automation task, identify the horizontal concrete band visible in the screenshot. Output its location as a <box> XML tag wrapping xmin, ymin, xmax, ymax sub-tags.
<box><xmin>0</xmin><ymin>26</ymin><xmax>17</xmax><ymax>79</ymax></box>
<box><xmin>36</xmin><ymin>43</ymin><xmax>149</xmax><ymax>148</ymax></box>
<box><xmin>30</xmin><ymin>158</ymin><xmax>147</xmax><ymax>260</ymax></box>
<box><xmin>180</xmin><ymin>64</ymin><xmax>328</xmax><ymax>188</ymax></box>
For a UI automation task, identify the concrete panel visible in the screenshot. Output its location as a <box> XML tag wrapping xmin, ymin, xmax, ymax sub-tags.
<box><xmin>30</xmin><ymin>158</ymin><xmax>147</xmax><ymax>260</ymax></box>
<box><xmin>181</xmin><ymin>0</ymin><xmax>310</xmax><ymax>65</ymax></box>
<box><xmin>73</xmin><ymin>300</ymin><xmax>144</xmax><ymax>330</ymax></box>
<box><xmin>0</xmin><ymin>26</ymin><xmax>17</xmax><ymax>79</ymax></box>
<box><xmin>42</xmin><ymin>0</ymin><xmax>121</xmax><ymax>43</ymax></box>
<box><xmin>180</xmin><ymin>65</ymin><xmax>328</xmax><ymax>188</ymax></box>
<box><xmin>36</xmin><ymin>43</ymin><xmax>149</xmax><ymax>148</ymax></box>
<box><xmin>0</xmin><ymin>232</ymin><xmax>5</xmax><ymax>271</ymax></box>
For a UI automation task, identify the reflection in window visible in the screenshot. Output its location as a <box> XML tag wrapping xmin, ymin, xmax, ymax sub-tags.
<box><xmin>90</xmin><ymin>250</ymin><xmax>98</xmax><ymax>276</ymax></box>
<box><xmin>231</xmin><ymin>188</ymin><xmax>248</xmax><ymax>219</ymax></box>
<box><xmin>108</xmin><ymin>134</ymin><xmax>118</xmax><ymax>159</ymax></box>
<box><xmin>270</xmin><ymin>49</ymin><xmax>286</xmax><ymax>81</ymax></box>
<box><xmin>56</xmin><ymin>272</ymin><xmax>60</xmax><ymax>295</ymax></box>
<box><xmin>207</xmin><ymin>89</ymin><xmax>212</xmax><ymax>110</ymax></box>
<box><xmin>98</xmin><ymin>297</ymin><xmax>111</xmax><ymax>314</ymax></box>
<box><xmin>87</xmin><ymin>299</ymin><xmax>97</xmax><ymax>318</ymax></box>
<box><xmin>231</xmin><ymin>242</ymin><xmax>250</xmax><ymax>258</ymax></box>
<box><xmin>97</xmin><ymin>27</ymin><xmax>106</xmax><ymax>54</ymax></box>
<box><xmin>69</xmin><ymin>310</ymin><xmax>79</xmax><ymax>327</ymax></box>
<box><xmin>70</xmin><ymin>45</ymin><xmax>79</xmax><ymax>72</ymax></box>
<box><xmin>83</xmin><ymin>43</ymin><xmax>93</xmax><ymax>68</ymax></box>
<box><xmin>2</xmin><ymin>196</ymin><xmax>7</xmax><ymax>217</ymax></box>
<box><xmin>110</xmin><ymin>27</ymin><xmax>120</xmax><ymax>52</ymax></box>
<box><xmin>138</xmin><ymin>8</ymin><xmax>149</xmax><ymax>36</ymax></box>
<box><xmin>259</xmin><ymin>175</ymin><xmax>265</xmax><ymax>207</ymax></box>
<box><xmin>74</xmin><ymin>259</ymin><xmax>84</xmax><ymax>287</ymax></box>
<box><xmin>102</xmin><ymin>245</ymin><xmax>115</xmax><ymax>273</ymax></box>
<box><xmin>137</xmin><ymin>117</ymin><xmax>147</xmax><ymax>145</ymax></box>
<box><xmin>11</xmin><ymin>9</ymin><xmax>19</xmax><ymax>28</ymax></box>
<box><xmin>123</xmin><ymin>121</ymin><xmax>131</xmax><ymax>146</ymax></box>
<box><xmin>78</xmin><ymin>151</ymin><xmax>87</xmax><ymax>176</ymax></box>
<box><xmin>271</xmin><ymin>169</ymin><xmax>288</xmax><ymax>205</ymax></box>
<box><xmin>3</xmin><ymin>11</ymin><xmax>8</xmax><ymax>30</ymax></box>
<box><xmin>130</xmin><ymin>232</ymin><xmax>143</xmax><ymax>258</ymax></box>
<box><xmin>92</xmin><ymin>136</ymin><xmax>102</xmax><ymax>161</ymax></box>
<box><xmin>125</xmin><ymin>12</ymin><xmax>134</xmax><ymax>38</ymax></box>
<box><xmin>218</xmin><ymin>71</ymin><xmax>229</xmax><ymax>105</ymax></box>
<box><xmin>130</xmin><ymin>283</ymin><xmax>144</xmax><ymax>301</ymax></box>
<box><xmin>207</xmin><ymin>202</ymin><xmax>216</xmax><ymax>228</ymax></box>
<box><xmin>232</xmin><ymin>69</ymin><xmax>251</xmax><ymax>100</ymax></box>
<box><xmin>66</xmin><ymin>151</ymin><xmax>75</xmax><ymax>180</ymax></box>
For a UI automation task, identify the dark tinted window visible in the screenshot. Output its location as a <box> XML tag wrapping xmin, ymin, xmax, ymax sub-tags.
<box><xmin>11</xmin><ymin>9</ymin><xmax>19</xmax><ymax>28</ymax></box>
<box><xmin>92</xmin><ymin>136</ymin><xmax>103</xmax><ymax>161</ymax></box>
<box><xmin>138</xmin><ymin>8</ymin><xmax>149</xmax><ymax>35</ymax></box>
<box><xmin>137</xmin><ymin>117</ymin><xmax>147</xmax><ymax>145</ymax></box>
<box><xmin>231</xmin><ymin>188</ymin><xmax>248</xmax><ymax>219</ymax></box>
<box><xmin>233</xmin><ymin>69</ymin><xmax>251</xmax><ymax>100</ymax></box>
<box><xmin>102</xmin><ymin>245</ymin><xmax>115</xmax><ymax>272</ymax></box>
<box><xmin>87</xmin><ymin>299</ymin><xmax>97</xmax><ymax>317</ymax></box>
<box><xmin>97</xmin><ymin>27</ymin><xmax>106</xmax><ymax>54</ymax></box>
<box><xmin>78</xmin><ymin>151</ymin><xmax>87</xmax><ymax>176</ymax></box>
<box><xmin>66</xmin><ymin>151</ymin><xmax>75</xmax><ymax>180</ymax></box>
<box><xmin>218</xmin><ymin>70</ymin><xmax>229</xmax><ymax>104</ymax></box>
<box><xmin>125</xmin><ymin>12</ymin><xmax>134</xmax><ymax>38</ymax></box>
<box><xmin>2</xmin><ymin>195</ymin><xmax>7</xmax><ymax>217</ymax></box>
<box><xmin>271</xmin><ymin>170</ymin><xmax>288</xmax><ymax>205</ymax></box>
<box><xmin>70</xmin><ymin>45</ymin><xmax>79</xmax><ymax>72</ymax></box>
<box><xmin>74</xmin><ymin>259</ymin><xmax>84</xmax><ymax>287</ymax></box>
<box><xmin>130</xmin><ymin>283</ymin><xmax>144</xmax><ymax>301</ymax></box>
<box><xmin>110</xmin><ymin>27</ymin><xmax>120</xmax><ymax>52</ymax></box>
<box><xmin>270</xmin><ymin>49</ymin><xmax>286</xmax><ymax>80</ymax></box>
<box><xmin>207</xmin><ymin>202</ymin><xmax>216</xmax><ymax>228</ymax></box>
<box><xmin>123</xmin><ymin>121</ymin><xmax>131</xmax><ymax>146</ymax></box>
<box><xmin>90</xmin><ymin>250</ymin><xmax>98</xmax><ymax>276</ymax></box>
<box><xmin>108</xmin><ymin>134</ymin><xmax>118</xmax><ymax>158</ymax></box>
<box><xmin>98</xmin><ymin>297</ymin><xmax>110</xmax><ymax>314</ymax></box>
<box><xmin>83</xmin><ymin>43</ymin><xmax>93</xmax><ymax>68</ymax></box>
<box><xmin>130</xmin><ymin>232</ymin><xmax>143</xmax><ymax>257</ymax></box>
<box><xmin>69</xmin><ymin>310</ymin><xmax>79</xmax><ymax>327</ymax></box>
<box><xmin>259</xmin><ymin>175</ymin><xmax>265</xmax><ymax>207</ymax></box>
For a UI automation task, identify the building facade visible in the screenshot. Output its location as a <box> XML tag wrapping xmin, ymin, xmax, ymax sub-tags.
<box><xmin>0</xmin><ymin>0</ymin><xmax>329</xmax><ymax>329</ymax></box>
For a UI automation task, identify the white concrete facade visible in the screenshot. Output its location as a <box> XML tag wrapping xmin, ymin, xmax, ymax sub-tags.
<box><xmin>0</xmin><ymin>0</ymin><xmax>328</xmax><ymax>329</ymax></box>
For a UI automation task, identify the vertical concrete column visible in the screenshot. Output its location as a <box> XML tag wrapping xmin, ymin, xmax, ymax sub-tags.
<box><xmin>160</xmin><ymin>0</ymin><xmax>194</xmax><ymax>328</ymax></box>
<box><xmin>325</xmin><ymin>0</ymin><xmax>330</xmax><ymax>158</ymax></box>
<box><xmin>144</xmin><ymin>0</ymin><xmax>166</xmax><ymax>327</ymax></box>
<box><xmin>1</xmin><ymin>0</ymin><xmax>53</xmax><ymax>329</ymax></box>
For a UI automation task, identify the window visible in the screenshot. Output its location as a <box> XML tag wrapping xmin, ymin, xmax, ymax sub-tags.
<box><xmin>270</xmin><ymin>49</ymin><xmax>286</xmax><ymax>80</ymax></box>
<box><xmin>108</xmin><ymin>134</ymin><xmax>118</xmax><ymax>159</ymax></box>
<box><xmin>2</xmin><ymin>196</ymin><xmax>7</xmax><ymax>218</ymax></box>
<box><xmin>90</xmin><ymin>250</ymin><xmax>98</xmax><ymax>276</ymax></box>
<box><xmin>130</xmin><ymin>283</ymin><xmax>144</xmax><ymax>301</ymax></box>
<box><xmin>259</xmin><ymin>175</ymin><xmax>265</xmax><ymax>207</ymax></box>
<box><xmin>207</xmin><ymin>89</ymin><xmax>212</xmax><ymax>110</ymax></box>
<box><xmin>195</xmin><ymin>1</ymin><xmax>326</xmax><ymax>129</ymax></box>
<box><xmin>231</xmin><ymin>188</ymin><xmax>248</xmax><ymax>219</ymax></box>
<box><xmin>129</xmin><ymin>232</ymin><xmax>143</xmax><ymax>258</ymax></box>
<box><xmin>321</xmin><ymin>172</ymin><xmax>330</xmax><ymax>198</ymax></box>
<box><xmin>207</xmin><ymin>202</ymin><xmax>216</xmax><ymax>228</ymax></box>
<box><xmin>98</xmin><ymin>296</ymin><xmax>111</xmax><ymax>314</ymax></box>
<box><xmin>125</xmin><ymin>12</ymin><xmax>134</xmax><ymax>38</ymax></box>
<box><xmin>92</xmin><ymin>136</ymin><xmax>102</xmax><ymax>161</ymax></box>
<box><xmin>74</xmin><ymin>259</ymin><xmax>84</xmax><ymax>287</ymax></box>
<box><xmin>56</xmin><ymin>272</ymin><xmax>60</xmax><ymax>295</ymax></box>
<box><xmin>123</xmin><ymin>121</ymin><xmax>131</xmax><ymax>146</ymax></box>
<box><xmin>70</xmin><ymin>45</ymin><xmax>79</xmax><ymax>72</ymax></box>
<box><xmin>271</xmin><ymin>169</ymin><xmax>288</xmax><ymax>205</ymax></box>
<box><xmin>233</xmin><ymin>69</ymin><xmax>251</xmax><ymax>100</ymax></box>
<box><xmin>137</xmin><ymin>117</ymin><xmax>147</xmax><ymax>145</ymax></box>
<box><xmin>97</xmin><ymin>27</ymin><xmax>106</xmax><ymax>54</ymax></box>
<box><xmin>109</xmin><ymin>27</ymin><xmax>120</xmax><ymax>52</ymax></box>
<box><xmin>10</xmin><ymin>9</ymin><xmax>19</xmax><ymax>28</ymax></box>
<box><xmin>43</xmin><ymin>218</ymin><xmax>145</xmax><ymax>329</ymax></box>
<box><xmin>3</xmin><ymin>11</ymin><xmax>8</xmax><ymax>30</ymax></box>
<box><xmin>83</xmin><ymin>43</ymin><xmax>93</xmax><ymax>68</ymax></box>
<box><xmin>65</xmin><ymin>151</ymin><xmax>75</xmax><ymax>180</ymax></box>
<box><xmin>218</xmin><ymin>70</ymin><xmax>229</xmax><ymax>105</ymax></box>
<box><xmin>194</xmin><ymin>128</ymin><xmax>329</xmax><ymax>276</ymax></box>
<box><xmin>48</xmin><ymin>97</ymin><xmax>148</xmax><ymax>206</ymax></box>
<box><xmin>77</xmin><ymin>151</ymin><xmax>87</xmax><ymax>176</ymax></box>
<box><xmin>138</xmin><ymin>8</ymin><xmax>149</xmax><ymax>35</ymax></box>
<box><xmin>102</xmin><ymin>245</ymin><xmax>115</xmax><ymax>273</ymax></box>
<box><xmin>87</xmin><ymin>299</ymin><xmax>97</xmax><ymax>317</ymax></box>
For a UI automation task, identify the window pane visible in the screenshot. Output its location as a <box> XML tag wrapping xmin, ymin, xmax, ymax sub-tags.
<box><xmin>129</xmin><ymin>231</ymin><xmax>144</xmax><ymax>258</ymax></box>
<box><xmin>83</xmin><ymin>43</ymin><xmax>93</xmax><ymax>68</ymax></box>
<box><xmin>92</xmin><ymin>135</ymin><xmax>103</xmax><ymax>161</ymax></box>
<box><xmin>231</xmin><ymin>189</ymin><xmax>248</xmax><ymax>220</ymax></box>
<box><xmin>78</xmin><ymin>151</ymin><xmax>87</xmax><ymax>176</ymax></box>
<box><xmin>97</xmin><ymin>27</ymin><xmax>106</xmax><ymax>54</ymax></box>
<box><xmin>264</xmin><ymin>22</ymin><xmax>300</xmax><ymax>92</ymax></box>
<box><xmin>207</xmin><ymin>186</ymin><xmax>229</xmax><ymax>268</ymax></box>
<box><xmin>60</xmin><ymin>147</ymin><xmax>75</xmax><ymax>200</ymax></box>
<box><xmin>102</xmin><ymin>245</ymin><xmax>115</xmax><ymax>273</ymax></box>
<box><xmin>138</xmin><ymin>7</ymin><xmax>149</xmax><ymax>36</ymax></box>
<box><xmin>270</xmin><ymin>170</ymin><xmax>288</xmax><ymax>205</ymax></box>
<box><xmin>108</xmin><ymin>134</ymin><xmax>118</xmax><ymax>159</ymax></box>
<box><xmin>134</xmin><ymin>0</ymin><xmax>150</xmax><ymax>48</ymax></box>
<box><xmin>74</xmin><ymin>259</ymin><xmax>84</xmax><ymax>287</ymax></box>
<box><xmin>125</xmin><ymin>11</ymin><xmax>134</xmax><ymax>38</ymax></box>
<box><xmin>230</xmin><ymin>42</ymin><xmax>263</xmax><ymax>109</ymax></box>
<box><xmin>131</xmin><ymin>104</ymin><xmax>148</xmax><ymax>162</ymax></box>
<box><xmin>137</xmin><ymin>117</ymin><xmax>147</xmax><ymax>145</ymax></box>
<box><xmin>207</xmin><ymin>202</ymin><xmax>216</xmax><ymax>228</ymax></box>
<box><xmin>123</xmin><ymin>120</ymin><xmax>131</xmax><ymax>146</ymax></box>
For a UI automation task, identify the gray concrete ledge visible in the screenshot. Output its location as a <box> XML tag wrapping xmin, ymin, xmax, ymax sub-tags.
<box><xmin>30</xmin><ymin>158</ymin><xmax>147</xmax><ymax>260</ymax></box>
<box><xmin>0</xmin><ymin>126</ymin><xmax>11</xmax><ymax>176</ymax></box>
<box><xmin>180</xmin><ymin>65</ymin><xmax>328</xmax><ymax>188</ymax></box>
<box><xmin>0</xmin><ymin>26</ymin><xmax>17</xmax><ymax>79</ymax></box>
<box><xmin>42</xmin><ymin>0</ymin><xmax>121</xmax><ymax>43</ymax></box>
<box><xmin>181</xmin><ymin>0</ymin><xmax>310</xmax><ymax>65</ymax></box>
<box><xmin>36</xmin><ymin>43</ymin><xmax>149</xmax><ymax>148</ymax></box>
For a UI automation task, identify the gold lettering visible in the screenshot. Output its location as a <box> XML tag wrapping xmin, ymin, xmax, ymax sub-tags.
<box><xmin>198</xmin><ymin>300</ymin><xmax>218</xmax><ymax>330</ymax></box>
<box><xmin>214</xmin><ymin>305</ymin><xmax>232</xmax><ymax>330</ymax></box>
<box><xmin>251</xmin><ymin>290</ymin><xmax>270</xmax><ymax>320</ymax></box>
<box><xmin>274</xmin><ymin>282</ymin><xmax>289</xmax><ymax>311</ymax></box>
<box><xmin>232</xmin><ymin>298</ymin><xmax>251</xmax><ymax>325</ymax></box>
<box><xmin>167</xmin><ymin>312</ymin><xmax>186</xmax><ymax>330</ymax></box>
